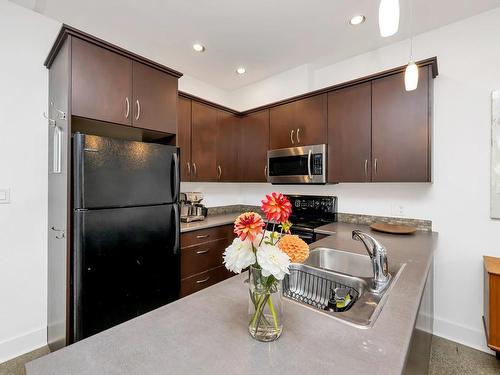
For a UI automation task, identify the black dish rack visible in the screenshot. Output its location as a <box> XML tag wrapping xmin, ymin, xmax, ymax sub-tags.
<box><xmin>283</xmin><ymin>265</ymin><xmax>360</xmax><ymax>313</ymax></box>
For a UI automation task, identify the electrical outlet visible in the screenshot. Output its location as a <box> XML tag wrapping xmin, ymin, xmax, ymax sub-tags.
<box><xmin>0</xmin><ymin>188</ymin><xmax>10</xmax><ymax>204</ymax></box>
<box><xmin>391</xmin><ymin>203</ymin><xmax>405</xmax><ymax>217</ymax></box>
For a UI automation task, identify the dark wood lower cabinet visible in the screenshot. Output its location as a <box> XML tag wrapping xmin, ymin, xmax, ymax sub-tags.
<box><xmin>180</xmin><ymin>225</ymin><xmax>235</xmax><ymax>298</ymax></box>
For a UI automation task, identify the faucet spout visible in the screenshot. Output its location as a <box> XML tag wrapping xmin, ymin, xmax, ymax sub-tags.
<box><xmin>352</xmin><ymin>230</ymin><xmax>390</xmax><ymax>293</ymax></box>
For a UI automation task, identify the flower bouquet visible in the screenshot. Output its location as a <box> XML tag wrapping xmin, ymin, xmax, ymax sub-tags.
<box><xmin>223</xmin><ymin>193</ymin><xmax>310</xmax><ymax>342</ymax></box>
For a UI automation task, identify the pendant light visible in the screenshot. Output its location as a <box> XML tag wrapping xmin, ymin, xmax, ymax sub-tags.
<box><xmin>379</xmin><ymin>0</ymin><xmax>400</xmax><ymax>37</ymax></box>
<box><xmin>404</xmin><ymin>0</ymin><xmax>419</xmax><ymax>91</ymax></box>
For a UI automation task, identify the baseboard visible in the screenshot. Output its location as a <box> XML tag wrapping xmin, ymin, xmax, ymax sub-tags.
<box><xmin>433</xmin><ymin>316</ymin><xmax>495</xmax><ymax>354</ymax></box>
<box><xmin>0</xmin><ymin>327</ymin><xmax>46</xmax><ymax>364</ymax></box>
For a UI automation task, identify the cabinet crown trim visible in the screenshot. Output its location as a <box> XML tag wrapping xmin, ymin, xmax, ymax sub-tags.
<box><xmin>44</xmin><ymin>24</ymin><xmax>183</xmax><ymax>78</ymax></box>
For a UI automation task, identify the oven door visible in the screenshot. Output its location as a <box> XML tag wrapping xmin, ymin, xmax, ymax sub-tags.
<box><xmin>267</xmin><ymin>144</ymin><xmax>326</xmax><ymax>184</ymax></box>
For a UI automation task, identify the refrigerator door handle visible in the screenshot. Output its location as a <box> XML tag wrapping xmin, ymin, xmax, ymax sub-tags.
<box><xmin>173</xmin><ymin>204</ymin><xmax>180</xmax><ymax>255</ymax></box>
<box><xmin>172</xmin><ymin>151</ymin><xmax>180</xmax><ymax>203</ymax></box>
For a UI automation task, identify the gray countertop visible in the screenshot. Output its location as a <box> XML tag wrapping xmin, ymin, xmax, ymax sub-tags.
<box><xmin>27</xmin><ymin>223</ymin><xmax>437</xmax><ymax>375</ymax></box>
<box><xmin>180</xmin><ymin>213</ymin><xmax>237</xmax><ymax>233</ymax></box>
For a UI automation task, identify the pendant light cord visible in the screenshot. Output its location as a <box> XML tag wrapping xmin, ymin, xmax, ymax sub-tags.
<box><xmin>409</xmin><ymin>0</ymin><xmax>414</xmax><ymax>60</ymax></box>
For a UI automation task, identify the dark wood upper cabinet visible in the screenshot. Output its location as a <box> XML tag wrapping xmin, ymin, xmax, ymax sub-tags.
<box><xmin>372</xmin><ymin>65</ymin><xmax>431</xmax><ymax>182</ymax></box>
<box><xmin>269</xmin><ymin>101</ymin><xmax>294</xmax><ymax>149</ymax></box>
<box><xmin>191</xmin><ymin>101</ymin><xmax>218</xmax><ymax>182</ymax></box>
<box><xmin>216</xmin><ymin>111</ymin><xmax>240</xmax><ymax>182</ymax></box>
<box><xmin>72</xmin><ymin>37</ymin><xmax>133</xmax><ymax>126</ymax></box>
<box><xmin>269</xmin><ymin>94</ymin><xmax>327</xmax><ymax>149</ymax></box>
<box><xmin>328</xmin><ymin>83</ymin><xmax>372</xmax><ymax>183</ymax></box>
<box><xmin>177</xmin><ymin>96</ymin><xmax>192</xmax><ymax>181</ymax></box>
<box><xmin>240</xmin><ymin>109</ymin><xmax>270</xmax><ymax>182</ymax></box>
<box><xmin>294</xmin><ymin>94</ymin><xmax>328</xmax><ymax>146</ymax></box>
<box><xmin>132</xmin><ymin>62</ymin><xmax>178</xmax><ymax>133</ymax></box>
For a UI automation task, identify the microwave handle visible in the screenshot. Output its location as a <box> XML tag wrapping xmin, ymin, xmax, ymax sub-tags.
<box><xmin>307</xmin><ymin>149</ymin><xmax>312</xmax><ymax>180</ymax></box>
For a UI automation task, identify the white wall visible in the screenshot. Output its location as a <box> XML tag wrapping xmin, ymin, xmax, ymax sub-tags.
<box><xmin>0</xmin><ymin>0</ymin><xmax>60</xmax><ymax>362</ymax></box>
<box><xmin>214</xmin><ymin>8</ymin><xmax>500</xmax><ymax>353</ymax></box>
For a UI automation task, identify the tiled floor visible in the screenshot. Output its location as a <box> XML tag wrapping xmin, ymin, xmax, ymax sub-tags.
<box><xmin>1</xmin><ymin>336</ymin><xmax>499</xmax><ymax>374</ymax></box>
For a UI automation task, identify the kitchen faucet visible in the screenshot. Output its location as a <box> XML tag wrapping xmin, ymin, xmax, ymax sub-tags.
<box><xmin>352</xmin><ymin>230</ymin><xmax>391</xmax><ymax>293</ymax></box>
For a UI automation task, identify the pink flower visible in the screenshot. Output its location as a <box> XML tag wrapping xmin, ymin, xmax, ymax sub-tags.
<box><xmin>234</xmin><ymin>212</ymin><xmax>264</xmax><ymax>242</ymax></box>
<box><xmin>261</xmin><ymin>192</ymin><xmax>292</xmax><ymax>223</ymax></box>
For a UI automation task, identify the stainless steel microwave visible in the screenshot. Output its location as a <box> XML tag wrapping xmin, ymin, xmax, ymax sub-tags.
<box><xmin>267</xmin><ymin>144</ymin><xmax>327</xmax><ymax>184</ymax></box>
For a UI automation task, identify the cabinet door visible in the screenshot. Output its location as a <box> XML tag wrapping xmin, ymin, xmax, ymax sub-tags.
<box><xmin>240</xmin><ymin>110</ymin><xmax>270</xmax><ymax>182</ymax></box>
<box><xmin>72</xmin><ymin>38</ymin><xmax>132</xmax><ymax>126</ymax></box>
<box><xmin>269</xmin><ymin>102</ymin><xmax>294</xmax><ymax>149</ymax></box>
<box><xmin>294</xmin><ymin>94</ymin><xmax>327</xmax><ymax>146</ymax></box>
<box><xmin>191</xmin><ymin>101</ymin><xmax>218</xmax><ymax>181</ymax></box>
<box><xmin>328</xmin><ymin>83</ymin><xmax>372</xmax><ymax>182</ymax></box>
<box><xmin>216</xmin><ymin>110</ymin><xmax>240</xmax><ymax>182</ymax></box>
<box><xmin>177</xmin><ymin>97</ymin><xmax>192</xmax><ymax>181</ymax></box>
<box><xmin>132</xmin><ymin>62</ymin><xmax>178</xmax><ymax>133</ymax></box>
<box><xmin>372</xmin><ymin>66</ymin><xmax>431</xmax><ymax>182</ymax></box>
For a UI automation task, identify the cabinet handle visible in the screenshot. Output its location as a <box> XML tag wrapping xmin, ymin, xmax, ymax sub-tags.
<box><xmin>192</xmin><ymin>162</ymin><xmax>197</xmax><ymax>177</ymax></box>
<box><xmin>264</xmin><ymin>165</ymin><xmax>268</xmax><ymax>180</ymax></box>
<box><xmin>187</xmin><ymin>162</ymin><xmax>191</xmax><ymax>176</ymax></box>
<box><xmin>374</xmin><ymin>158</ymin><xmax>378</xmax><ymax>176</ymax></box>
<box><xmin>135</xmin><ymin>99</ymin><xmax>141</xmax><ymax>120</ymax></box>
<box><xmin>217</xmin><ymin>165</ymin><xmax>222</xmax><ymax>180</ymax></box>
<box><xmin>196</xmin><ymin>234</ymin><xmax>209</xmax><ymax>239</ymax></box>
<box><xmin>364</xmin><ymin>159</ymin><xmax>369</xmax><ymax>180</ymax></box>
<box><xmin>290</xmin><ymin>129</ymin><xmax>295</xmax><ymax>144</ymax></box>
<box><xmin>125</xmin><ymin>97</ymin><xmax>130</xmax><ymax>119</ymax></box>
<box><xmin>196</xmin><ymin>250</ymin><xmax>210</xmax><ymax>255</ymax></box>
<box><xmin>196</xmin><ymin>276</ymin><xmax>210</xmax><ymax>284</ymax></box>
<box><xmin>51</xmin><ymin>226</ymin><xmax>65</xmax><ymax>240</ymax></box>
<box><xmin>296</xmin><ymin>128</ymin><xmax>301</xmax><ymax>143</ymax></box>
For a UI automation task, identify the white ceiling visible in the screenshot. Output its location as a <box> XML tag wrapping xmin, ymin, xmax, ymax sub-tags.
<box><xmin>11</xmin><ymin>0</ymin><xmax>500</xmax><ymax>90</ymax></box>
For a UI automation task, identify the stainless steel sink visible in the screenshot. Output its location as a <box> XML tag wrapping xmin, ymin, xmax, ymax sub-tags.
<box><xmin>283</xmin><ymin>248</ymin><xmax>405</xmax><ymax>328</ymax></box>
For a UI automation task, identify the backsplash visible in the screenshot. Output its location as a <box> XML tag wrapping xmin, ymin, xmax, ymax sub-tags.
<box><xmin>207</xmin><ymin>205</ymin><xmax>432</xmax><ymax>231</ymax></box>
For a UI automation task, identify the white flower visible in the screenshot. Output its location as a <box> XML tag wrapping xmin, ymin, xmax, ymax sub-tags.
<box><xmin>256</xmin><ymin>243</ymin><xmax>290</xmax><ymax>280</ymax></box>
<box><xmin>252</xmin><ymin>230</ymin><xmax>274</xmax><ymax>248</ymax></box>
<box><xmin>223</xmin><ymin>238</ymin><xmax>256</xmax><ymax>274</ymax></box>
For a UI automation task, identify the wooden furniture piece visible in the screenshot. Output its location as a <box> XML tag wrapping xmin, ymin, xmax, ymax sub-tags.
<box><xmin>180</xmin><ymin>225</ymin><xmax>235</xmax><ymax>297</ymax></box>
<box><xmin>45</xmin><ymin>25</ymin><xmax>181</xmax><ymax>351</ymax></box>
<box><xmin>269</xmin><ymin>94</ymin><xmax>327</xmax><ymax>149</ymax></box>
<box><xmin>483</xmin><ymin>256</ymin><xmax>500</xmax><ymax>359</ymax></box>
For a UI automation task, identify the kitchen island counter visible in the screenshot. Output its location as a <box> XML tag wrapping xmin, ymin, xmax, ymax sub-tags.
<box><xmin>27</xmin><ymin>223</ymin><xmax>437</xmax><ymax>375</ymax></box>
<box><xmin>180</xmin><ymin>213</ymin><xmax>237</xmax><ymax>233</ymax></box>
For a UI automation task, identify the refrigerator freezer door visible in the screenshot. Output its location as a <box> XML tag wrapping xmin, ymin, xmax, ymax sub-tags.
<box><xmin>73</xmin><ymin>133</ymin><xmax>179</xmax><ymax>209</ymax></box>
<box><xmin>73</xmin><ymin>204</ymin><xmax>180</xmax><ymax>341</ymax></box>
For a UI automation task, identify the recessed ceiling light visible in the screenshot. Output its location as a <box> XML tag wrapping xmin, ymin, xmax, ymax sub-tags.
<box><xmin>193</xmin><ymin>43</ymin><xmax>205</xmax><ymax>52</ymax></box>
<box><xmin>236</xmin><ymin>67</ymin><xmax>246</xmax><ymax>75</ymax></box>
<box><xmin>349</xmin><ymin>15</ymin><xmax>366</xmax><ymax>26</ymax></box>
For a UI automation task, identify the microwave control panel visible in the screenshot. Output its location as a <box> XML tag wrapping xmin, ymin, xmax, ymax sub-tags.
<box><xmin>312</xmin><ymin>154</ymin><xmax>323</xmax><ymax>175</ymax></box>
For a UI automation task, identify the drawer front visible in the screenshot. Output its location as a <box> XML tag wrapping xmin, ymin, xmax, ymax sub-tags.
<box><xmin>180</xmin><ymin>266</ymin><xmax>231</xmax><ymax>297</ymax></box>
<box><xmin>181</xmin><ymin>238</ymin><xmax>230</xmax><ymax>279</ymax></box>
<box><xmin>181</xmin><ymin>224</ymin><xmax>234</xmax><ymax>248</ymax></box>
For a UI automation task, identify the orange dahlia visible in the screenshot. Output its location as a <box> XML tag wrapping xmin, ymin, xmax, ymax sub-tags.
<box><xmin>278</xmin><ymin>235</ymin><xmax>309</xmax><ymax>263</ymax></box>
<box><xmin>261</xmin><ymin>192</ymin><xmax>292</xmax><ymax>223</ymax></box>
<box><xmin>234</xmin><ymin>212</ymin><xmax>264</xmax><ymax>242</ymax></box>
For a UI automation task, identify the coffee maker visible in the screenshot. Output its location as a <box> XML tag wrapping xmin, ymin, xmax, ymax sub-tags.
<box><xmin>180</xmin><ymin>192</ymin><xmax>208</xmax><ymax>222</ymax></box>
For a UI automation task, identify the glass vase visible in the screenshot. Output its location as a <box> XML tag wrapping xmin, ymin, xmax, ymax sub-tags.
<box><xmin>247</xmin><ymin>265</ymin><xmax>283</xmax><ymax>342</ymax></box>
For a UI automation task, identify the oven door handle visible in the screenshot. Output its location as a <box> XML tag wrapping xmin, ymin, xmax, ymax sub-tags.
<box><xmin>307</xmin><ymin>149</ymin><xmax>312</xmax><ymax>180</ymax></box>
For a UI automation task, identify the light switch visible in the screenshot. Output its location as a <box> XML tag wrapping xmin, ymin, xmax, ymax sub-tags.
<box><xmin>0</xmin><ymin>188</ymin><xmax>10</xmax><ymax>204</ymax></box>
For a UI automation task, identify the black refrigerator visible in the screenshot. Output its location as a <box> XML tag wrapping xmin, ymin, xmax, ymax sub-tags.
<box><xmin>72</xmin><ymin>133</ymin><xmax>180</xmax><ymax>342</ymax></box>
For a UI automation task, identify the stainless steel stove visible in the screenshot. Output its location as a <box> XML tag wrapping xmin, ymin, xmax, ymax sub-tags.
<box><xmin>286</xmin><ymin>195</ymin><xmax>337</xmax><ymax>244</ymax></box>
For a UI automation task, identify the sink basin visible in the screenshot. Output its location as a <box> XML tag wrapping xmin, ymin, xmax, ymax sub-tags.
<box><xmin>305</xmin><ymin>247</ymin><xmax>374</xmax><ymax>277</ymax></box>
<box><xmin>283</xmin><ymin>248</ymin><xmax>405</xmax><ymax>328</ymax></box>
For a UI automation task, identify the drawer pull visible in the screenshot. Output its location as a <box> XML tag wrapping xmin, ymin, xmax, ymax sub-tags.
<box><xmin>196</xmin><ymin>276</ymin><xmax>210</xmax><ymax>284</ymax></box>
<box><xmin>196</xmin><ymin>234</ymin><xmax>210</xmax><ymax>239</ymax></box>
<box><xmin>196</xmin><ymin>250</ymin><xmax>210</xmax><ymax>255</ymax></box>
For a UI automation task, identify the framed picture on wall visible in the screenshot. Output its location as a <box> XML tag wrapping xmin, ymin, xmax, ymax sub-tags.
<box><xmin>492</xmin><ymin>91</ymin><xmax>500</xmax><ymax>219</ymax></box>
